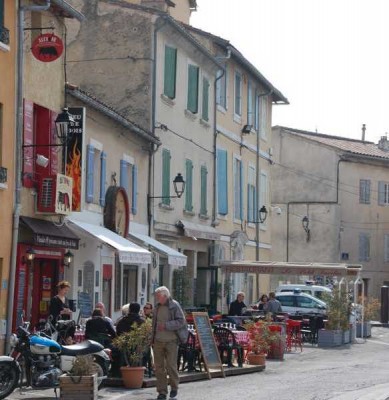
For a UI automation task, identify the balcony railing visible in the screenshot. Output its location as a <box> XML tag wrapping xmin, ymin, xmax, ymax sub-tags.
<box><xmin>0</xmin><ymin>26</ymin><xmax>10</xmax><ymax>45</ymax></box>
<box><xmin>0</xmin><ymin>167</ymin><xmax>7</xmax><ymax>184</ymax></box>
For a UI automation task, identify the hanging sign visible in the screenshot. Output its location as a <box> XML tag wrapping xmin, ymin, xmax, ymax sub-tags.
<box><xmin>31</xmin><ymin>33</ymin><xmax>64</xmax><ymax>62</ymax></box>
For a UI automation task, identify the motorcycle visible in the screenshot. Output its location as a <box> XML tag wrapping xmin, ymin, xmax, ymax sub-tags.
<box><xmin>0</xmin><ymin>324</ymin><xmax>111</xmax><ymax>399</ymax></box>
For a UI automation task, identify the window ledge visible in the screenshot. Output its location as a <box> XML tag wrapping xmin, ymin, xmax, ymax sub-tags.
<box><xmin>183</xmin><ymin>209</ymin><xmax>195</xmax><ymax>217</ymax></box>
<box><xmin>247</xmin><ymin>223</ymin><xmax>256</xmax><ymax>229</ymax></box>
<box><xmin>260</xmin><ymin>224</ymin><xmax>267</xmax><ymax>232</ymax></box>
<box><xmin>185</xmin><ymin>109</ymin><xmax>198</xmax><ymax>121</ymax></box>
<box><xmin>233</xmin><ymin>114</ymin><xmax>242</xmax><ymax>124</ymax></box>
<box><xmin>217</xmin><ymin>105</ymin><xmax>227</xmax><ymax>114</ymax></box>
<box><xmin>160</xmin><ymin>94</ymin><xmax>176</xmax><ymax>107</ymax></box>
<box><xmin>200</xmin><ymin>118</ymin><xmax>211</xmax><ymax>128</ymax></box>
<box><xmin>233</xmin><ymin>219</ymin><xmax>242</xmax><ymax>225</ymax></box>
<box><xmin>217</xmin><ymin>214</ymin><xmax>228</xmax><ymax>221</ymax></box>
<box><xmin>199</xmin><ymin>213</ymin><xmax>210</xmax><ymax>220</ymax></box>
<box><xmin>0</xmin><ymin>42</ymin><xmax>10</xmax><ymax>52</ymax></box>
<box><xmin>0</xmin><ymin>182</ymin><xmax>8</xmax><ymax>190</ymax></box>
<box><xmin>159</xmin><ymin>203</ymin><xmax>174</xmax><ymax>211</ymax></box>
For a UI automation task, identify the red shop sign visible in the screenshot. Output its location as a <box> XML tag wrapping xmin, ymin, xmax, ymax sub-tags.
<box><xmin>31</xmin><ymin>33</ymin><xmax>64</xmax><ymax>62</ymax></box>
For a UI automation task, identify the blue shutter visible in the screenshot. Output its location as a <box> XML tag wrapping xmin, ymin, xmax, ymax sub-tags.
<box><xmin>240</xmin><ymin>161</ymin><xmax>244</xmax><ymax>220</ymax></box>
<box><xmin>86</xmin><ymin>145</ymin><xmax>94</xmax><ymax>203</ymax></box>
<box><xmin>378</xmin><ymin>181</ymin><xmax>385</xmax><ymax>205</ymax></box>
<box><xmin>131</xmin><ymin>165</ymin><xmax>138</xmax><ymax>215</ymax></box>
<box><xmin>217</xmin><ymin>149</ymin><xmax>228</xmax><ymax>215</ymax></box>
<box><xmin>120</xmin><ymin>160</ymin><xmax>129</xmax><ymax>194</ymax></box>
<box><xmin>99</xmin><ymin>152</ymin><xmax>107</xmax><ymax>207</ymax></box>
<box><xmin>247</xmin><ymin>184</ymin><xmax>252</xmax><ymax>222</ymax></box>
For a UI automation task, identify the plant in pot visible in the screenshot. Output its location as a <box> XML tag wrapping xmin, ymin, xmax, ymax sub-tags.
<box><xmin>243</xmin><ymin>320</ymin><xmax>279</xmax><ymax>366</ymax></box>
<box><xmin>318</xmin><ymin>288</ymin><xmax>350</xmax><ymax>347</ymax></box>
<box><xmin>112</xmin><ymin>319</ymin><xmax>152</xmax><ymax>389</ymax></box>
<box><xmin>355</xmin><ymin>297</ymin><xmax>379</xmax><ymax>338</ymax></box>
<box><xmin>60</xmin><ymin>355</ymin><xmax>98</xmax><ymax>400</ymax></box>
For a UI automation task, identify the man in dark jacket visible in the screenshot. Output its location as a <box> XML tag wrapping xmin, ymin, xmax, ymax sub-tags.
<box><xmin>228</xmin><ymin>292</ymin><xmax>247</xmax><ymax>316</ymax></box>
<box><xmin>116</xmin><ymin>302</ymin><xmax>144</xmax><ymax>336</ymax></box>
<box><xmin>152</xmin><ymin>286</ymin><xmax>187</xmax><ymax>400</ymax></box>
<box><xmin>85</xmin><ymin>308</ymin><xmax>116</xmax><ymax>347</ymax></box>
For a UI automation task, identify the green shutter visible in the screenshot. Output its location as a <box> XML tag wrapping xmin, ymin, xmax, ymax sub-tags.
<box><xmin>162</xmin><ymin>149</ymin><xmax>171</xmax><ymax>205</ymax></box>
<box><xmin>185</xmin><ymin>159</ymin><xmax>193</xmax><ymax>211</ymax></box>
<box><xmin>200</xmin><ymin>166</ymin><xmax>208</xmax><ymax>215</ymax></box>
<box><xmin>187</xmin><ymin>65</ymin><xmax>199</xmax><ymax>113</ymax></box>
<box><xmin>0</xmin><ymin>0</ymin><xmax>4</xmax><ymax>28</ymax></box>
<box><xmin>202</xmin><ymin>78</ymin><xmax>209</xmax><ymax>121</ymax></box>
<box><xmin>164</xmin><ymin>46</ymin><xmax>177</xmax><ymax>99</ymax></box>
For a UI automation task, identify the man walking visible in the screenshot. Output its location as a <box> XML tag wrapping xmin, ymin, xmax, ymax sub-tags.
<box><xmin>152</xmin><ymin>286</ymin><xmax>188</xmax><ymax>400</ymax></box>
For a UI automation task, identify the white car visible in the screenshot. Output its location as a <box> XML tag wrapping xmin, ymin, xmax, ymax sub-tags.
<box><xmin>275</xmin><ymin>291</ymin><xmax>327</xmax><ymax>315</ymax></box>
<box><xmin>276</xmin><ymin>284</ymin><xmax>332</xmax><ymax>300</ymax></box>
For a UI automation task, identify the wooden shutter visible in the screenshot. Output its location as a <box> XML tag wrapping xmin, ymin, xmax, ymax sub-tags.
<box><xmin>202</xmin><ymin>78</ymin><xmax>210</xmax><ymax>121</ymax></box>
<box><xmin>86</xmin><ymin>145</ymin><xmax>94</xmax><ymax>203</ymax></box>
<box><xmin>217</xmin><ymin>149</ymin><xmax>228</xmax><ymax>215</ymax></box>
<box><xmin>247</xmin><ymin>81</ymin><xmax>253</xmax><ymax>125</ymax></box>
<box><xmin>247</xmin><ymin>184</ymin><xmax>253</xmax><ymax>222</ymax></box>
<box><xmin>131</xmin><ymin>165</ymin><xmax>138</xmax><ymax>215</ymax></box>
<box><xmin>187</xmin><ymin>65</ymin><xmax>199</xmax><ymax>113</ymax></box>
<box><xmin>0</xmin><ymin>0</ymin><xmax>4</xmax><ymax>28</ymax></box>
<box><xmin>378</xmin><ymin>181</ymin><xmax>385</xmax><ymax>205</ymax></box>
<box><xmin>162</xmin><ymin>149</ymin><xmax>171</xmax><ymax>205</ymax></box>
<box><xmin>200</xmin><ymin>165</ymin><xmax>207</xmax><ymax>215</ymax></box>
<box><xmin>185</xmin><ymin>159</ymin><xmax>193</xmax><ymax>211</ymax></box>
<box><xmin>385</xmin><ymin>235</ymin><xmax>389</xmax><ymax>262</ymax></box>
<box><xmin>235</xmin><ymin>72</ymin><xmax>242</xmax><ymax>116</ymax></box>
<box><xmin>239</xmin><ymin>161</ymin><xmax>244</xmax><ymax>220</ymax></box>
<box><xmin>164</xmin><ymin>46</ymin><xmax>177</xmax><ymax>99</ymax></box>
<box><xmin>120</xmin><ymin>160</ymin><xmax>129</xmax><ymax>194</ymax></box>
<box><xmin>359</xmin><ymin>233</ymin><xmax>370</xmax><ymax>261</ymax></box>
<box><xmin>99</xmin><ymin>151</ymin><xmax>107</xmax><ymax>207</ymax></box>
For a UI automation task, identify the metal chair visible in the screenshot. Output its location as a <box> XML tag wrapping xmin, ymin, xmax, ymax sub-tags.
<box><xmin>286</xmin><ymin>319</ymin><xmax>303</xmax><ymax>352</ymax></box>
<box><xmin>213</xmin><ymin>327</ymin><xmax>243</xmax><ymax>367</ymax></box>
<box><xmin>177</xmin><ymin>331</ymin><xmax>202</xmax><ymax>372</ymax></box>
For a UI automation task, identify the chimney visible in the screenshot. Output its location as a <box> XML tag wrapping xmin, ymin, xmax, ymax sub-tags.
<box><xmin>378</xmin><ymin>134</ymin><xmax>389</xmax><ymax>152</ymax></box>
<box><xmin>361</xmin><ymin>124</ymin><xmax>366</xmax><ymax>141</ymax></box>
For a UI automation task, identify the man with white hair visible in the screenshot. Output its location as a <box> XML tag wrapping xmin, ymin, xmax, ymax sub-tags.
<box><xmin>152</xmin><ymin>286</ymin><xmax>187</xmax><ymax>400</ymax></box>
<box><xmin>228</xmin><ymin>292</ymin><xmax>247</xmax><ymax>316</ymax></box>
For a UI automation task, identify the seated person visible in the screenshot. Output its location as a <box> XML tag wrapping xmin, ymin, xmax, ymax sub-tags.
<box><xmin>85</xmin><ymin>308</ymin><xmax>116</xmax><ymax>346</ymax></box>
<box><xmin>228</xmin><ymin>292</ymin><xmax>247</xmax><ymax>316</ymax></box>
<box><xmin>116</xmin><ymin>303</ymin><xmax>145</xmax><ymax>336</ymax></box>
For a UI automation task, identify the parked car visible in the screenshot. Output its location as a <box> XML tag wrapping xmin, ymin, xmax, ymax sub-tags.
<box><xmin>276</xmin><ymin>284</ymin><xmax>332</xmax><ymax>300</ymax></box>
<box><xmin>275</xmin><ymin>290</ymin><xmax>327</xmax><ymax>315</ymax></box>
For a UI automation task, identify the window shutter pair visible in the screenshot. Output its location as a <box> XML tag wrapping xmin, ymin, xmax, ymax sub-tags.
<box><xmin>217</xmin><ymin>149</ymin><xmax>228</xmax><ymax>215</ymax></box>
<box><xmin>385</xmin><ymin>235</ymin><xmax>389</xmax><ymax>262</ymax></box>
<box><xmin>202</xmin><ymin>78</ymin><xmax>210</xmax><ymax>121</ymax></box>
<box><xmin>162</xmin><ymin>149</ymin><xmax>171</xmax><ymax>205</ymax></box>
<box><xmin>359</xmin><ymin>179</ymin><xmax>371</xmax><ymax>204</ymax></box>
<box><xmin>200</xmin><ymin>166</ymin><xmax>208</xmax><ymax>215</ymax></box>
<box><xmin>119</xmin><ymin>160</ymin><xmax>138</xmax><ymax>215</ymax></box>
<box><xmin>164</xmin><ymin>46</ymin><xmax>177</xmax><ymax>99</ymax></box>
<box><xmin>359</xmin><ymin>233</ymin><xmax>370</xmax><ymax>261</ymax></box>
<box><xmin>187</xmin><ymin>64</ymin><xmax>199</xmax><ymax>113</ymax></box>
<box><xmin>185</xmin><ymin>159</ymin><xmax>193</xmax><ymax>212</ymax></box>
<box><xmin>378</xmin><ymin>181</ymin><xmax>386</xmax><ymax>205</ymax></box>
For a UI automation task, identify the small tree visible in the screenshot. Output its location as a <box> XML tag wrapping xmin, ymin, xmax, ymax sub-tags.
<box><xmin>243</xmin><ymin>320</ymin><xmax>279</xmax><ymax>355</ymax></box>
<box><xmin>323</xmin><ymin>288</ymin><xmax>350</xmax><ymax>331</ymax></box>
<box><xmin>112</xmin><ymin>320</ymin><xmax>152</xmax><ymax>367</ymax></box>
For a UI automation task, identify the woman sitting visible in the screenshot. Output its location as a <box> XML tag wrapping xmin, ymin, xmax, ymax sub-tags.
<box><xmin>85</xmin><ymin>308</ymin><xmax>116</xmax><ymax>347</ymax></box>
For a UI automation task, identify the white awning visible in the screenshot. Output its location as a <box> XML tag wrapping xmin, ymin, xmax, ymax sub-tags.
<box><xmin>67</xmin><ymin>219</ymin><xmax>152</xmax><ymax>264</ymax></box>
<box><xmin>178</xmin><ymin>220</ymin><xmax>221</xmax><ymax>241</ymax></box>
<box><xmin>129</xmin><ymin>232</ymin><xmax>187</xmax><ymax>267</ymax></box>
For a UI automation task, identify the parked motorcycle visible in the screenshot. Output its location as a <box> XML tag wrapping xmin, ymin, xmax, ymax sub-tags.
<box><xmin>0</xmin><ymin>325</ymin><xmax>111</xmax><ymax>399</ymax></box>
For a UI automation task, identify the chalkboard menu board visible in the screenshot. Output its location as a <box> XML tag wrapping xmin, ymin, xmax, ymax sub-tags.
<box><xmin>192</xmin><ymin>312</ymin><xmax>224</xmax><ymax>378</ymax></box>
<box><xmin>78</xmin><ymin>291</ymin><xmax>92</xmax><ymax>318</ymax></box>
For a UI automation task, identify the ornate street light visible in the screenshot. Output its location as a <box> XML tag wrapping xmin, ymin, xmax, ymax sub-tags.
<box><xmin>258</xmin><ymin>205</ymin><xmax>268</xmax><ymax>223</ymax></box>
<box><xmin>55</xmin><ymin>108</ymin><xmax>75</xmax><ymax>143</ymax></box>
<box><xmin>173</xmin><ymin>173</ymin><xmax>185</xmax><ymax>198</ymax></box>
<box><xmin>64</xmin><ymin>250</ymin><xmax>74</xmax><ymax>267</ymax></box>
<box><xmin>26</xmin><ymin>247</ymin><xmax>36</xmax><ymax>262</ymax></box>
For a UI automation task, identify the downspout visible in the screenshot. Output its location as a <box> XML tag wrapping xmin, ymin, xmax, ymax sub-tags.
<box><xmin>286</xmin><ymin>158</ymin><xmax>345</xmax><ymax>261</ymax></box>
<box><xmin>7</xmin><ymin>0</ymin><xmax>51</xmax><ymax>353</ymax></box>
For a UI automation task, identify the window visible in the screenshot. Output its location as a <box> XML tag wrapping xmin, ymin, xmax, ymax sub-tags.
<box><xmin>163</xmin><ymin>45</ymin><xmax>177</xmax><ymax>99</ymax></box>
<box><xmin>359</xmin><ymin>233</ymin><xmax>370</xmax><ymax>261</ymax></box>
<box><xmin>234</xmin><ymin>71</ymin><xmax>242</xmax><ymax>117</ymax></box>
<box><xmin>385</xmin><ymin>234</ymin><xmax>389</xmax><ymax>262</ymax></box>
<box><xmin>276</xmin><ymin>295</ymin><xmax>295</xmax><ymax>307</ymax></box>
<box><xmin>233</xmin><ymin>157</ymin><xmax>243</xmax><ymax>220</ymax></box>
<box><xmin>359</xmin><ymin>179</ymin><xmax>371</xmax><ymax>204</ymax></box>
<box><xmin>259</xmin><ymin>171</ymin><xmax>268</xmax><ymax>225</ymax></box>
<box><xmin>247</xmin><ymin>165</ymin><xmax>256</xmax><ymax>223</ymax></box>
<box><xmin>216</xmin><ymin>67</ymin><xmax>227</xmax><ymax>109</ymax></box>
<box><xmin>86</xmin><ymin>144</ymin><xmax>105</xmax><ymax>206</ymax></box>
<box><xmin>202</xmin><ymin>77</ymin><xmax>210</xmax><ymax>121</ymax></box>
<box><xmin>0</xmin><ymin>0</ymin><xmax>9</xmax><ymax>46</ymax></box>
<box><xmin>258</xmin><ymin>96</ymin><xmax>267</xmax><ymax>138</ymax></box>
<box><xmin>378</xmin><ymin>181</ymin><xmax>389</xmax><ymax>205</ymax></box>
<box><xmin>200</xmin><ymin>165</ymin><xmax>208</xmax><ymax>216</ymax></box>
<box><xmin>187</xmin><ymin>64</ymin><xmax>199</xmax><ymax>113</ymax></box>
<box><xmin>247</xmin><ymin>81</ymin><xmax>254</xmax><ymax>126</ymax></box>
<box><xmin>92</xmin><ymin>150</ymin><xmax>101</xmax><ymax>204</ymax></box>
<box><xmin>184</xmin><ymin>159</ymin><xmax>193</xmax><ymax>212</ymax></box>
<box><xmin>0</xmin><ymin>1</ymin><xmax>3</xmax><ymax>28</ymax></box>
<box><xmin>162</xmin><ymin>149</ymin><xmax>171</xmax><ymax>205</ymax></box>
<box><xmin>120</xmin><ymin>160</ymin><xmax>138</xmax><ymax>214</ymax></box>
<box><xmin>217</xmin><ymin>149</ymin><xmax>228</xmax><ymax>215</ymax></box>
<box><xmin>296</xmin><ymin>296</ymin><xmax>317</xmax><ymax>309</ymax></box>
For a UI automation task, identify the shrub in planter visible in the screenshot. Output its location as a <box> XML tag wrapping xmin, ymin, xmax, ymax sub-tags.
<box><xmin>355</xmin><ymin>297</ymin><xmax>379</xmax><ymax>338</ymax></box>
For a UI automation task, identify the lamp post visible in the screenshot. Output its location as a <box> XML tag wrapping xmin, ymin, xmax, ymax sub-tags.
<box><xmin>258</xmin><ymin>205</ymin><xmax>268</xmax><ymax>224</ymax></box>
<box><xmin>148</xmin><ymin>173</ymin><xmax>186</xmax><ymax>201</ymax></box>
<box><xmin>55</xmin><ymin>108</ymin><xmax>74</xmax><ymax>173</ymax></box>
<box><xmin>64</xmin><ymin>250</ymin><xmax>74</xmax><ymax>267</ymax></box>
<box><xmin>26</xmin><ymin>247</ymin><xmax>36</xmax><ymax>262</ymax></box>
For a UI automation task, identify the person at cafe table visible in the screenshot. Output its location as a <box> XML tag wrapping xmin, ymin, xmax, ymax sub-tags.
<box><xmin>228</xmin><ymin>292</ymin><xmax>247</xmax><ymax>316</ymax></box>
<box><xmin>264</xmin><ymin>292</ymin><xmax>282</xmax><ymax>318</ymax></box>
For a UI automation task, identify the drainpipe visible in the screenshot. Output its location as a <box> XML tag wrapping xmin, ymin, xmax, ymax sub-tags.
<box><xmin>7</xmin><ymin>0</ymin><xmax>51</xmax><ymax>353</ymax></box>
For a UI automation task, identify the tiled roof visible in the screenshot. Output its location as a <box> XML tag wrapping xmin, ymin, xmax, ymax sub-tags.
<box><xmin>277</xmin><ymin>126</ymin><xmax>389</xmax><ymax>160</ymax></box>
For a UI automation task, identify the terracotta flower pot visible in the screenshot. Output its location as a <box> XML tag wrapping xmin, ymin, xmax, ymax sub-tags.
<box><xmin>247</xmin><ymin>352</ymin><xmax>266</xmax><ymax>366</ymax></box>
<box><xmin>120</xmin><ymin>366</ymin><xmax>145</xmax><ymax>389</ymax></box>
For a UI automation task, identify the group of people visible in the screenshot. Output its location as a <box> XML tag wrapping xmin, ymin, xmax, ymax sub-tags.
<box><xmin>228</xmin><ymin>291</ymin><xmax>283</xmax><ymax>318</ymax></box>
<box><xmin>49</xmin><ymin>281</ymin><xmax>187</xmax><ymax>400</ymax></box>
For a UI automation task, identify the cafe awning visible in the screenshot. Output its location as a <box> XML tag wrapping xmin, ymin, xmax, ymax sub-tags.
<box><xmin>20</xmin><ymin>216</ymin><xmax>79</xmax><ymax>249</ymax></box>
<box><xmin>220</xmin><ymin>261</ymin><xmax>362</xmax><ymax>277</ymax></box>
<box><xmin>129</xmin><ymin>232</ymin><xmax>187</xmax><ymax>267</ymax></box>
<box><xmin>67</xmin><ymin>219</ymin><xmax>151</xmax><ymax>264</ymax></box>
<box><xmin>177</xmin><ymin>220</ymin><xmax>221</xmax><ymax>241</ymax></box>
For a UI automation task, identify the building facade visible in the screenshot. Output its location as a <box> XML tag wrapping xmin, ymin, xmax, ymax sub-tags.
<box><xmin>272</xmin><ymin>126</ymin><xmax>389</xmax><ymax>298</ymax></box>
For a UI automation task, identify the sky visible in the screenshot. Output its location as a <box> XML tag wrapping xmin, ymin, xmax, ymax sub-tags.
<box><xmin>191</xmin><ymin>0</ymin><xmax>389</xmax><ymax>144</ymax></box>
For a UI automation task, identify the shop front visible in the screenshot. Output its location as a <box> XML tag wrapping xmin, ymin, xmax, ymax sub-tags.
<box><xmin>14</xmin><ymin>217</ymin><xmax>80</xmax><ymax>331</ymax></box>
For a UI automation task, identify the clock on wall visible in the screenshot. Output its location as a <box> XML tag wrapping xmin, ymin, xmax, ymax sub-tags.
<box><xmin>104</xmin><ymin>186</ymin><xmax>130</xmax><ymax>237</ymax></box>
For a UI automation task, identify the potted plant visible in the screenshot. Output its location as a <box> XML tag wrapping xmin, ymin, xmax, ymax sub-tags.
<box><xmin>60</xmin><ymin>355</ymin><xmax>98</xmax><ymax>400</ymax></box>
<box><xmin>356</xmin><ymin>297</ymin><xmax>379</xmax><ymax>338</ymax></box>
<box><xmin>243</xmin><ymin>320</ymin><xmax>279</xmax><ymax>366</ymax></box>
<box><xmin>318</xmin><ymin>288</ymin><xmax>350</xmax><ymax>348</ymax></box>
<box><xmin>112</xmin><ymin>319</ymin><xmax>152</xmax><ymax>389</ymax></box>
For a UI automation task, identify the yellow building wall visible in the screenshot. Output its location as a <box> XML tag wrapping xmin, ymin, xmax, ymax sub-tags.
<box><xmin>0</xmin><ymin>0</ymin><xmax>16</xmax><ymax>354</ymax></box>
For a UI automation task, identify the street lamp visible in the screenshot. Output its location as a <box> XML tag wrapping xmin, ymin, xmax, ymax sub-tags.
<box><xmin>258</xmin><ymin>205</ymin><xmax>268</xmax><ymax>224</ymax></box>
<box><xmin>173</xmin><ymin>173</ymin><xmax>185</xmax><ymax>198</ymax></box>
<box><xmin>55</xmin><ymin>108</ymin><xmax>74</xmax><ymax>143</ymax></box>
<box><xmin>64</xmin><ymin>250</ymin><xmax>74</xmax><ymax>267</ymax></box>
<box><xmin>26</xmin><ymin>247</ymin><xmax>36</xmax><ymax>262</ymax></box>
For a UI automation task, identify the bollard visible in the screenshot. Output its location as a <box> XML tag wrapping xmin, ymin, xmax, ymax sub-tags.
<box><xmin>381</xmin><ymin>286</ymin><xmax>389</xmax><ymax>324</ymax></box>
